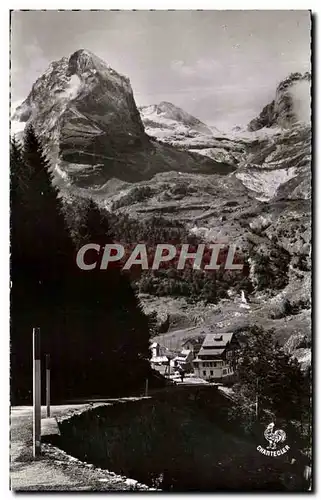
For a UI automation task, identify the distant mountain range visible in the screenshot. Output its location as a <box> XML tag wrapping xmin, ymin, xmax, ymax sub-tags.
<box><xmin>139</xmin><ymin>101</ymin><xmax>213</xmax><ymax>136</ymax></box>
<box><xmin>12</xmin><ymin>49</ymin><xmax>234</xmax><ymax>187</ymax></box>
<box><xmin>12</xmin><ymin>50</ymin><xmax>311</xmax><ymax>193</ymax></box>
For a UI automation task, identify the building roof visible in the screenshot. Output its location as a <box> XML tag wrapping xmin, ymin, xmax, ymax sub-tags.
<box><xmin>173</xmin><ymin>349</ymin><xmax>192</xmax><ymax>363</ymax></box>
<box><xmin>182</xmin><ymin>337</ymin><xmax>204</xmax><ymax>347</ymax></box>
<box><xmin>195</xmin><ymin>332</ymin><xmax>235</xmax><ymax>358</ymax></box>
<box><xmin>150</xmin><ymin>341</ymin><xmax>177</xmax><ymax>359</ymax></box>
<box><xmin>202</xmin><ymin>332</ymin><xmax>234</xmax><ymax>348</ymax></box>
<box><xmin>151</xmin><ymin>356</ymin><xmax>169</xmax><ymax>364</ymax></box>
<box><xmin>197</xmin><ymin>348</ymin><xmax>226</xmax><ymax>358</ymax></box>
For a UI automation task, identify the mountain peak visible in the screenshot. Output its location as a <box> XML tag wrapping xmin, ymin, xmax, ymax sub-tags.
<box><xmin>70</xmin><ymin>48</ymin><xmax>93</xmax><ymax>58</ymax></box>
<box><xmin>158</xmin><ymin>101</ymin><xmax>176</xmax><ymax>109</ymax></box>
<box><xmin>248</xmin><ymin>71</ymin><xmax>311</xmax><ymax>131</ymax></box>
<box><xmin>140</xmin><ymin>101</ymin><xmax>213</xmax><ymax>136</ymax></box>
<box><xmin>67</xmin><ymin>49</ymin><xmax>107</xmax><ymax>76</ymax></box>
<box><xmin>12</xmin><ymin>49</ymin><xmax>147</xmax><ymax>168</ymax></box>
<box><xmin>276</xmin><ymin>71</ymin><xmax>311</xmax><ymax>93</ymax></box>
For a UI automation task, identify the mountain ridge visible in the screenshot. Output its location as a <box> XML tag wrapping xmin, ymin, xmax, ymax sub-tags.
<box><xmin>13</xmin><ymin>49</ymin><xmax>234</xmax><ymax>185</ymax></box>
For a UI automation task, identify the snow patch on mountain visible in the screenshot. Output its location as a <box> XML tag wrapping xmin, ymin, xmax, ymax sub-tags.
<box><xmin>236</xmin><ymin>167</ymin><xmax>298</xmax><ymax>201</ymax></box>
<box><xmin>11</xmin><ymin>119</ymin><xmax>26</xmax><ymax>137</ymax></box>
<box><xmin>139</xmin><ymin>102</ymin><xmax>252</xmax><ymax>166</ymax></box>
<box><xmin>140</xmin><ymin>102</ymin><xmax>212</xmax><ymax>135</ymax></box>
<box><xmin>189</xmin><ymin>147</ymin><xmax>243</xmax><ymax>165</ymax></box>
<box><xmin>62</xmin><ymin>74</ymin><xmax>82</xmax><ymax>100</ymax></box>
<box><xmin>140</xmin><ymin>101</ymin><xmax>213</xmax><ymax>142</ymax></box>
<box><xmin>10</xmin><ymin>100</ymin><xmax>26</xmax><ymax>137</ymax></box>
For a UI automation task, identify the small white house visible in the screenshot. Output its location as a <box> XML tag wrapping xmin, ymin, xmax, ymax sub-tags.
<box><xmin>172</xmin><ymin>349</ymin><xmax>193</xmax><ymax>372</ymax></box>
<box><xmin>149</xmin><ymin>341</ymin><xmax>178</xmax><ymax>376</ymax></box>
<box><xmin>150</xmin><ymin>342</ymin><xmax>160</xmax><ymax>359</ymax></box>
<box><xmin>150</xmin><ymin>342</ymin><xmax>169</xmax><ymax>365</ymax></box>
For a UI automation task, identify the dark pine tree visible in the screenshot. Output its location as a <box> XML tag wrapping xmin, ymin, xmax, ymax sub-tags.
<box><xmin>10</xmin><ymin>137</ymin><xmax>31</xmax><ymax>402</ymax></box>
<box><xmin>21</xmin><ymin>125</ymin><xmax>76</xmax><ymax>278</ymax></box>
<box><xmin>10</xmin><ymin>126</ymin><xmax>76</xmax><ymax>403</ymax></box>
<box><xmin>10</xmin><ymin>137</ymin><xmax>25</xmax><ymax>275</ymax></box>
<box><xmin>66</xmin><ymin>199</ymin><xmax>152</xmax><ymax>397</ymax></box>
<box><xmin>11</xmin><ymin>126</ymin><xmax>156</xmax><ymax>402</ymax></box>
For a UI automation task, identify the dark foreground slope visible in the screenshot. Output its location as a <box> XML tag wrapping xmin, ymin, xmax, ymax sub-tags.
<box><xmin>56</xmin><ymin>388</ymin><xmax>310</xmax><ymax>492</ymax></box>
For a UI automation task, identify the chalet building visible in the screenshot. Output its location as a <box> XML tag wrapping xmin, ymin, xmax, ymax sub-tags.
<box><xmin>150</xmin><ymin>342</ymin><xmax>169</xmax><ymax>367</ymax></box>
<box><xmin>193</xmin><ymin>332</ymin><xmax>239</xmax><ymax>382</ymax></box>
<box><xmin>181</xmin><ymin>337</ymin><xmax>204</xmax><ymax>358</ymax></box>
<box><xmin>172</xmin><ymin>349</ymin><xmax>194</xmax><ymax>372</ymax></box>
<box><xmin>150</xmin><ymin>342</ymin><xmax>176</xmax><ymax>376</ymax></box>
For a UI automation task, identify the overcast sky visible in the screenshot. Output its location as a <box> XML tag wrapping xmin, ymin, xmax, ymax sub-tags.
<box><xmin>10</xmin><ymin>10</ymin><xmax>311</xmax><ymax>130</ymax></box>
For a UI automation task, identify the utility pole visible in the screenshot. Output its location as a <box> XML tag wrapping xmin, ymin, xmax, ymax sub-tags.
<box><xmin>33</xmin><ymin>327</ymin><xmax>41</xmax><ymax>458</ymax></box>
<box><xmin>46</xmin><ymin>354</ymin><xmax>51</xmax><ymax>418</ymax></box>
<box><xmin>145</xmin><ymin>378</ymin><xmax>149</xmax><ymax>397</ymax></box>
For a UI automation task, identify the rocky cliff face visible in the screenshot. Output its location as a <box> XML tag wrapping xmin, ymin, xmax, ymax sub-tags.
<box><xmin>13</xmin><ymin>50</ymin><xmax>146</xmax><ymax>158</ymax></box>
<box><xmin>13</xmin><ymin>50</ymin><xmax>231</xmax><ymax>186</ymax></box>
<box><xmin>248</xmin><ymin>72</ymin><xmax>311</xmax><ymax>131</ymax></box>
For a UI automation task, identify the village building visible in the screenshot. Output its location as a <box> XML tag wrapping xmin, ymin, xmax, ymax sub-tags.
<box><xmin>171</xmin><ymin>349</ymin><xmax>194</xmax><ymax>372</ymax></box>
<box><xmin>150</xmin><ymin>342</ymin><xmax>169</xmax><ymax>365</ymax></box>
<box><xmin>149</xmin><ymin>341</ymin><xmax>176</xmax><ymax>376</ymax></box>
<box><xmin>193</xmin><ymin>331</ymin><xmax>239</xmax><ymax>382</ymax></box>
<box><xmin>181</xmin><ymin>336</ymin><xmax>204</xmax><ymax>358</ymax></box>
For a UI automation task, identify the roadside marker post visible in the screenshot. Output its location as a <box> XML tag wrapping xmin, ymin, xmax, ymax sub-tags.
<box><xmin>46</xmin><ymin>354</ymin><xmax>50</xmax><ymax>418</ymax></box>
<box><xmin>33</xmin><ymin>327</ymin><xmax>41</xmax><ymax>458</ymax></box>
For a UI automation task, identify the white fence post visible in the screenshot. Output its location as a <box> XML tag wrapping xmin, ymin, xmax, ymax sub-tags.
<box><xmin>33</xmin><ymin>327</ymin><xmax>41</xmax><ymax>458</ymax></box>
<box><xmin>46</xmin><ymin>354</ymin><xmax>50</xmax><ymax>418</ymax></box>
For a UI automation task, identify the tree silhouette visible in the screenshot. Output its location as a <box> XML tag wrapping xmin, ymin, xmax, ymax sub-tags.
<box><xmin>67</xmin><ymin>199</ymin><xmax>152</xmax><ymax>397</ymax></box>
<box><xmin>11</xmin><ymin>127</ymin><xmax>157</xmax><ymax>402</ymax></box>
<box><xmin>235</xmin><ymin>325</ymin><xmax>310</xmax><ymax>424</ymax></box>
<box><xmin>10</xmin><ymin>126</ymin><xmax>75</xmax><ymax>402</ymax></box>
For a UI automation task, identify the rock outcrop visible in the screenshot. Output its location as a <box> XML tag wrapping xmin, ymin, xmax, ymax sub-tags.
<box><xmin>248</xmin><ymin>72</ymin><xmax>311</xmax><ymax>131</ymax></box>
<box><xmin>13</xmin><ymin>50</ymin><xmax>146</xmax><ymax>151</ymax></box>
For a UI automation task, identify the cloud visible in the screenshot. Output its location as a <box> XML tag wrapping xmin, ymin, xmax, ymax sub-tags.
<box><xmin>170</xmin><ymin>60</ymin><xmax>195</xmax><ymax>76</ymax></box>
<box><xmin>170</xmin><ymin>58</ymin><xmax>221</xmax><ymax>78</ymax></box>
<box><xmin>24</xmin><ymin>41</ymin><xmax>49</xmax><ymax>74</ymax></box>
<box><xmin>288</xmin><ymin>79</ymin><xmax>311</xmax><ymax>124</ymax></box>
<box><xmin>11</xmin><ymin>39</ymin><xmax>49</xmax><ymax>100</ymax></box>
